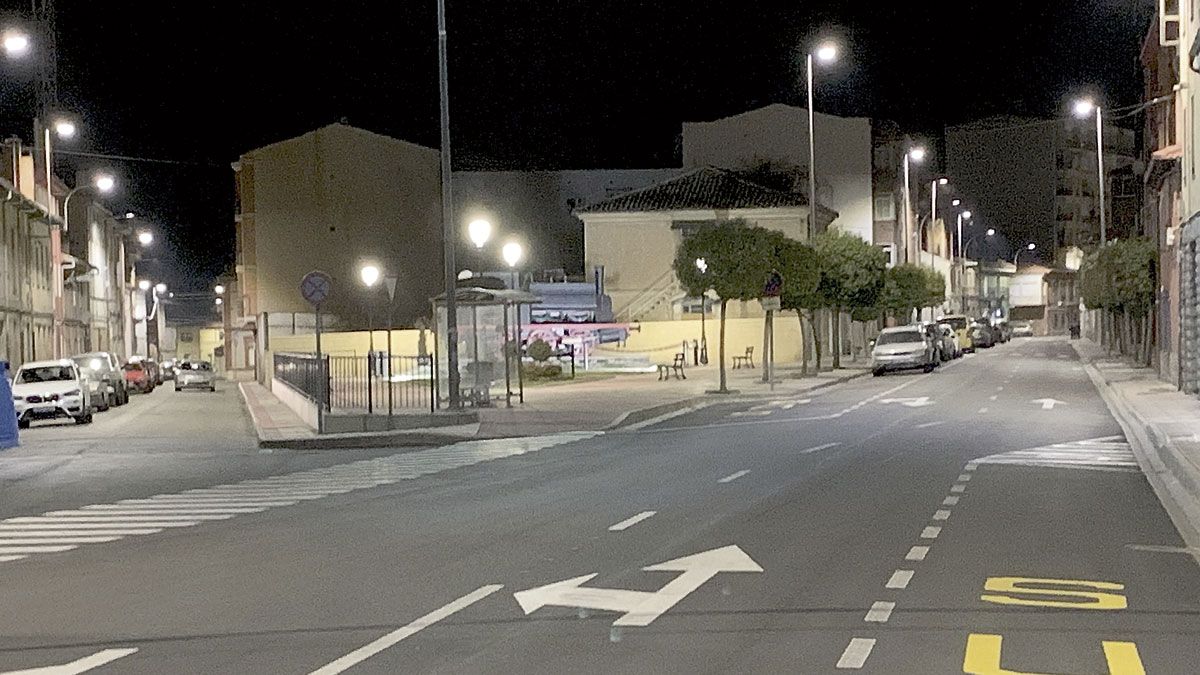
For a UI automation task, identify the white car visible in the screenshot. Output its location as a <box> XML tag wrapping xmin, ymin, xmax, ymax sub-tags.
<box><xmin>871</xmin><ymin>326</ymin><xmax>939</xmax><ymax>376</ymax></box>
<box><xmin>11</xmin><ymin>359</ymin><xmax>94</xmax><ymax>428</ymax></box>
<box><xmin>174</xmin><ymin>361</ymin><xmax>217</xmax><ymax>392</ymax></box>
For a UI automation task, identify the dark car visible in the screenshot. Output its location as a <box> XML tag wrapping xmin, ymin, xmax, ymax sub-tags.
<box><xmin>970</xmin><ymin>321</ymin><xmax>997</xmax><ymax>349</ymax></box>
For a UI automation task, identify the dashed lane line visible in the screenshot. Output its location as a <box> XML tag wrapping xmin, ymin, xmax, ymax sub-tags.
<box><xmin>932</xmin><ymin>509</ymin><xmax>951</xmax><ymax>521</ymax></box>
<box><xmin>799</xmin><ymin>442</ymin><xmax>841</xmax><ymax>454</ymax></box>
<box><xmin>836</xmin><ymin>638</ymin><xmax>876</xmax><ymax>669</ymax></box>
<box><xmin>905</xmin><ymin>546</ymin><xmax>929</xmax><ymax>561</ymax></box>
<box><xmin>717</xmin><ymin>470</ymin><xmax>750</xmax><ymax>484</ymax></box>
<box><xmin>885</xmin><ymin>570</ymin><xmax>914</xmax><ymax>589</ymax></box>
<box><xmin>864</xmin><ymin>601</ymin><xmax>895</xmax><ymax>623</ymax></box>
<box><xmin>921</xmin><ymin>526</ymin><xmax>942</xmax><ymax>539</ymax></box>
<box><xmin>607</xmin><ymin>511</ymin><xmax>656</xmax><ymax>532</ymax></box>
<box><xmin>942</xmin><ymin>496</ymin><xmax>959</xmax><ymax>506</ymax></box>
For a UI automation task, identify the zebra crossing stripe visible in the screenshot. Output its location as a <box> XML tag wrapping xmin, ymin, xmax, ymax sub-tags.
<box><xmin>975</xmin><ymin>436</ymin><xmax>1138</xmax><ymax>472</ymax></box>
<box><xmin>0</xmin><ymin>431</ymin><xmax>599</xmax><ymax>566</ymax></box>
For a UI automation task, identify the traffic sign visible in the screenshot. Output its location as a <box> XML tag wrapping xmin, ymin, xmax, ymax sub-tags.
<box><xmin>763</xmin><ymin>270</ymin><xmax>783</xmax><ymax>297</ymax></box>
<box><xmin>300</xmin><ymin>270</ymin><xmax>333</xmax><ymax>307</ymax></box>
<box><xmin>760</xmin><ymin>296</ymin><xmax>781</xmax><ymax>312</ymax></box>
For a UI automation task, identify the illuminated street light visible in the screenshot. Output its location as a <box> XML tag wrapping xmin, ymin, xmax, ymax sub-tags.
<box><xmin>94</xmin><ymin>174</ymin><xmax>115</xmax><ymax>192</ymax></box>
<box><xmin>1073</xmin><ymin>96</ymin><xmax>1107</xmax><ymax>243</ymax></box>
<box><xmin>137</xmin><ymin>231</ymin><xmax>153</xmax><ymax>246</ymax></box>
<box><xmin>1015</xmin><ymin>242</ymin><xmax>1037</xmax><ymax>266</ymax></box>
<box><xmin>154</xmin><ymin>283</ymin><xmax>167</xmax><ymax>295</ymax></box>
<box><xmin>903</xmin><ymin>146</ymin><xmax>927</xmax><ymax>264</ymax></box>
<box><xmin>467</xmin><ymin>219</ymin><xmax>493</xmax><ymax>249</ymax></box>
<box><xmin>805</xmin><ymin>40</ymin><xmax>838</xmax><ymax>238</ymax></box>
<box><xmin>938</xmin><ymin>177</ymin><xmax>949</xmax><ymax>185</ymax></box>
<box><xmin>1073</xmin><ymin>98</ymin><xmax>1096</xmax><ymax>117</ymax></box>
<box><xmin>3</xmin><ymin>30</ymin><xmax>30</xmax><ymax>58</ymax></box>
<box><xmin>815</xmin><ymin>43</ymin><xmax>837</xmax><ymax>63</ymax></box>
<box><xmin>138</xmin><ymin>279</ymin><xmax>151</xmax><ymax>291</ymax></box>
<box><xmin>502</xmin><ymin>241</ymin><xmax>524</xmax><ymax>268</ymax></box>
<box><xmin>908</xmin><ymin>147</ymin><xmax>926</xmax><ymax>162</ymax></box>
<box><xmin>214</xmin><ymin>284</ymin><xmax>226</xmax><ymax>295</ymax></box>
<box><xmin>215</xmin><ymin>297</ymin><xmax>223</xmax><ymax>306</ymax></box>
<box><xmin>951</xmin><ymin>198</ymin><xmax>961</xmax><ymax>207</ymax></box>
<box><xmin>987</xmin><ymin>228</ymin><xmax>996</xmax><ymax>236</ymax></box>
<box><xmin>54</xmin><ymin>120</ymin><xmax>77</xmax><ymax>139</ymax></box>
<box><xmin>695</xmin><ymin>257</ymin><xmax>708</xmax><ymax>273</ymax></box>
<box><xmin>962</xmin><ymin>210</ymin><xmax>972</xmax><ymax>219</ymax></box>
<box><xmin>359</xmin><ymin>264</ymin><xmax>381</xmax><ymax>287</ymax></box>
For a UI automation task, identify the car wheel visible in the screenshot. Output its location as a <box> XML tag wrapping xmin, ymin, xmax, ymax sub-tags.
<box><xmin>17</xmin><ymin>418</ymin><xmax>30</xmax><ymax>429</ymax></box>
<box><xmin>209</xmin><ymin>385</ymin><xmax>216</xmax><ymax>392</ymax></box>
<box><xmin>75</xmin><ymin>413</ymin><xmax>93</xmax><ymax>425</ymax></box>
<box><xmin>98</xmin><ymin>394</ymin><xmax>110</xmax><ymax>412</ymax></box>
<box><xmin>175</xmin><ymin>386</ymin><xmax>181</xmax><ymax>392</ymax></box>
<box><xmin>872</xmin><ymin>368</ymin><xmax>885</xmax><ymax>377</ymax></box>
<box><xmin>923</xmin><ymin>363</ymin><xmax>935</xmax><ymax>373</ymax></box>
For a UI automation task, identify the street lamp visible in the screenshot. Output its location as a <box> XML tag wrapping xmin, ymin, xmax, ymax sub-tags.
<box><xmin>805</xmin><ymin>40</ymin><xmax>838</xmax><ymax>239</ymax></box>
<box><xmin>54</xmin><ymin>120</ymin><xmax>76</xmax><ymax>139</ymax></box>
<box><xmin>137</xmin><ymin>230</ymin><xmax>153</xmax><ymax>246</ymax></box>
<box><xmin>956</xmin><ymin>210</ymin><xmax>972</xmax><ymax>259</ymax></box>
<box><xmin>951</xmin><ymin>198</ymin><xmax>961</xmax><ymax>207</ymax></box>
<box><xmin>964</xmin><ymin>228</ymin><xmax>996</xmax><ymax>258</ymax></box>
<box><xmin>214</xmin><ymin>297</ymin><xmax>223</xmax><ymax>306</ymax></box>
<box><xmin>467</xmin><ymin>218</ymin><xmax>493</xmax><ymax>249</ymax></box>
<box><xmin>138</xmin><ymin>279</ymin><xmax>151</xmax><ymax>292</ymax></box>
<box><xmin>1073</xmin><ymin>97</ymin><xmax>1106</xmax><ymax>244</ymax></box>
<box><xmin>695</xmin><ymin>257</ymin><xmax>710</xmax><ymax>365</ymax></box>
<box><xmin>359</xmin><ymin>263</ymin><xmax>383</xmax><ymax>414</ymax></box>
<box><xmin>3</xmin><ymin>30</ymin><xmax>30</xmax><ymax>58</ymax></box>
<box><xmin>1014</xmin><ymin>242</ymin><xmax>1036</xmax><ymax>266</ymax></box>
<box><xmin>154</xmin><ymin>283</ymin><xmax>167</xmax><ymax>295</ymax></box>
<box><xmin>63</xmin><ymin>173</ymin><xmax>116</xmax><ymax>234</ymax></box>
<box><xmin>214</xmin><ymin>284</ymin><xmax>225</xmax><ymax>295</ymax></box>
<box><xmin>502</xmin><ymin>241</ymin><xmax>524</xmax><ymax>269</ymax></box>
<box><xmin>903</xmin><ymin>146</ymin><xmax>926</xmax><ymax>264</ymax></box>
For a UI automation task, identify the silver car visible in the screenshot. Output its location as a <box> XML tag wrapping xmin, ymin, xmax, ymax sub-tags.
<box><xmin>174</xmin><ymin>361</ymin><xmax>217</xmax><ymax>392</ymax></box>
<box><xmin>872</xmin><ymin>326</ymin><xmax>939</xmax><ymax>376</ymax></box>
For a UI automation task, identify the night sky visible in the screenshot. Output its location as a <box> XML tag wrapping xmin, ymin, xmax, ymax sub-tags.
<box><xmin>0</xmin><ymin>0</ymin><xmax>1155</xmax><ymax>293</ymax></box>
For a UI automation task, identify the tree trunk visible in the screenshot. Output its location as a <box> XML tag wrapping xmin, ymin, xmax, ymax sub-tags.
<box><xmin>718</xmin><ymin>299</ymin><xmax>729</xmax><ymax>393</ymax></box>
<box><xmin>798</xmin><ymin>313</ymin><xmax>809</xmax><ymax>377</ymax></box>
<box><xmin>762</xmin><ymin>312</ymin><xmax>771</xmax><ymax>383</ymax></box>
<box><xmin>813</xmin><ymin>310</ymin><xmax>824</xmax><ymax>371</ymax></box>
<box><xmin>832</xmin><ymin>307</ymin><xmax>843</xmax><ymax>369</ymax></box>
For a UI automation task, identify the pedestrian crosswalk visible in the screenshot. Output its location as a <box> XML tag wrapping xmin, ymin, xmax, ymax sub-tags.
<box><xmin>0</xmin><ymin>431</ymin><xmax>599</xmax><ymax>565</ymax></box>
<box><xmin>975</xmin><ymin>435</ymin><xmax>1138</xmax><ymax>472</ymax></box>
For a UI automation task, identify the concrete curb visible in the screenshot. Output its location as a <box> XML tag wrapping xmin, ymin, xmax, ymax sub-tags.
<box><xmin>258</xmin><ymin>424</ymin><xmax>480</xmax><ymax>451</ymax></box>
<box><xmin>605</xmin><ymin>368</ymin><xmax>871</xmax><ymax>431</ymax></box>
<box><xmin>1074</xmin><ymin>345</ymin><xmax>1200</xmax><ymax>559</ymax></box>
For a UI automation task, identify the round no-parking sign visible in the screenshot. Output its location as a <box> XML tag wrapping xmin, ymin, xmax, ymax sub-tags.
<box><xmin>300</xmin><ymin>271</ymin><xmax>333</xmax><ymax>308</ymax></box>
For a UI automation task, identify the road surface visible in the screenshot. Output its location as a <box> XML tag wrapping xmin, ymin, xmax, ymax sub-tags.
<box><xmin>0</xmin><ymin>337</ymin><xmax>1197</xmax><ymax>673</ymax></box>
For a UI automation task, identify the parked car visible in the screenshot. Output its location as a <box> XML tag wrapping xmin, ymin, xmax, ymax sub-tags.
<box><xmin>939</xmin><ymin>314</ymin><xmax>975</xmax><ymax>353</ymax></box>
<box><xmin>1011</xmin><ymin>320</ymin><xmax>1034</xmax><ymax>338</ymax></box>
<box><xmin>871</xmin><ymin>326</ymin><xmax>939</xmax><ymax>376</ymax></box>
<box><xmin>123</xmin><ymin>360</ymin><xmax>156</xmax><ymax>394</ymax></box>
<box><xmin>72</xmin><ymin>352</ymin><xmax>129</xmax><ymax>407</ymax></box>
<box><xmin>11</xmin><ymin>359</ymin><xmax>93</xmax><ymax>428</ymax></box>
<box><xmin>970</xmin><ymin>321</ymin><xmax>997</xmax><ymax>349</ymax></box>
<box><xmin>938</xmin><ymin>323</ymin><xmax>962</xmax><ymax>360</ymax></box>
<box><xmin>145</xmin><ymin>359</ymin><xmax>163</xmax><ymax>386</ymax></box>
<box><xmin>174</xmin><ymin>360</ymin><xmax>217</xmax><ymax>392</ymax></box>
<box><xmin>160</xmin><ymin>359</ymin><xmax>178</xmax><ymax>380</ymax></box>
<box><xmin>993</xmin><ymin>320</ymin><xmax>1013</xmax><ymax>343</ymax></box>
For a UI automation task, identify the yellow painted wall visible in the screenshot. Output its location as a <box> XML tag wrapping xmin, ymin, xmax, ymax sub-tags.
<box><xmin>594</xmin><ymin>315</ymin><xmax>807</xmax><ymax>364</ymax></box>
<box><xmin>269</xmin><ymin>329</ymin><xmax>431</xmax><ymax>357</ymax></box>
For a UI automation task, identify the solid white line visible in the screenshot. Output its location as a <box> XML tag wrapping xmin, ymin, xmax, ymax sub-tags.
<box><xmin>0</xmin><ymin>647</ymin><xmax>140</xmax><ymax>674</ymax></box>
<box><xmin>920</xmin><ymin>526</ymin><xmax>941</xmax><ymax>539</ymax></box>
<box><xmin>950</xmin><ymin>484</ymin><xmax>966</xmax><ymax>493</ymax></box>
<box><xmin>0</xmin><ymin>555</ymin><xmax>25</xmax><ymax>562</ymax></box>
<box><xmin>864</xmin><ymin>601</ymin><xmax>895</xmax><ymax>622</ymax></box>
<box><xmin>836</xmin><ymin>638</ymin><xmax>876</xmax><ymax>669</ymax></box>
<box><xmin>308</xmin><ymin>584</ymin><xmax>503</xmax><ymax>675</ymax></box>
<box><xmin>933</xmin><ymin>510</ymin><xmax>951</xmax><ymax>521</ymax></box>
<box><xmin>608</xmin><ymin>511</ymin><xmax>657</xmax><ymax>532</ymax></box>
<box><xmin>799</xmin><ymin>442</ymin><xmax>841</xmax><ymax>454</ymax></box>
<box><xmin>623</xmin><ymin>404</ymin><xmax>707</xmax><ymax>431</ymax></box>
<box><xmin>957</xmin><ymin>474</ymin><xmax>972</xmax><ymax>482</ymax></box>
<box><xmin>0</xmin><ymin>545</ymin><xmax>77</xmax><ymax>554</ymax></box>
<box><xmin>942</xmin><ymin>496</ymin><xmax>959</xmax><ymax>506</ymax></box>
<box><xmin>0</xmin><ymin>536</ymin><xmax>120</xmax><ymax>545</ymax></box>
<box><xmin>905</xmin><ymin>546</ymin><xmax>929</xmax><ymax>561</ymax></box>
<box><xmin>717</xmin><ymin>470</ymin><xmax>750</xmax><ymax>484</ymax></box>
<box><xmin>885</xmin><ymin>570</ymin><xmax>914</xmax><ymax>589</ymax></box>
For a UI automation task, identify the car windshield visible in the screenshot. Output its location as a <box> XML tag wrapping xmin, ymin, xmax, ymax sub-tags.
<box><xmin>72</xmin><ymin>356</ymin><xmax>105</xmax><ymax>372</ymax></box>
<box><xmin>941</xmin><ymin>317</ymin><xmax>968</xmax><ymax>331</ymax></box>
<box><xmin>877</xmin><ymin>331</ymin><xmax>923</xmax><ymax>345</ymax></box>
<box><xmin>123</xmin><ymin>363</ymin><xmax>144</xmax><ymax>372</ymax></box>
<box><xmin>17</xmin><ymin>366</ymin><xmax>74</xmax><ymax>383</ymax></box>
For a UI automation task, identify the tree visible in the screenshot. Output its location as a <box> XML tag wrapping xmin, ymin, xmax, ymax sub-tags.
<box><xmin>1081</xmin><ymin>239</ymin><xmax>1156</xmax><ymax>362</ymax></box>
<box><xmin>675</xmin><ymin>221</ymin><xmax>786</xmax><ymax>392</ymax></box>
<box><xmin>811</xmin><ymin>231</ymin><xmax>887</xmax><ymax>368</ymax></box>
<box><xmin>881</xmin><ymin>264</ymin><xmax>930</xmax><ymax>322</ymax></box>
<box><xmin>776</xmin><ymin>238</ymin><xmax>821</xmax><ymax>375</ymax></box>
<box><xmin>922</xmin><ymin>267</ymin><xmax>947</xmax><ymax>317</ymax></box>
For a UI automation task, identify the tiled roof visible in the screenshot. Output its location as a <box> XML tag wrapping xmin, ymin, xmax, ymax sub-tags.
<box><xmin>576</xmin><ymin>167</ymin><xmax>835</xmax><ymax>217</ymax></box>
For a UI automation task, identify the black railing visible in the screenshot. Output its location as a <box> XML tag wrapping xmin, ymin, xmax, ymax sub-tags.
<box><xmin>273</xmin><ymin>353</ymin><xmax>328</xmax><ymax>405</ymax></box>
<box><xmin>327</xmin><ymin>354</ymin><xmax>435</xmax><ymax>413</ymax></box>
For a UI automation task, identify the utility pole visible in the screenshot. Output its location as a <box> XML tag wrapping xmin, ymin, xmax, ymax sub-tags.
<box><xmin>436</xmin><ymin>0</ymin><xmax>460</xmax><ymax>408</ymax></box>
<box><xmin>33</xmin><ymin>0</ymin><xmax>65</xmax><ymax>357</ymax></box>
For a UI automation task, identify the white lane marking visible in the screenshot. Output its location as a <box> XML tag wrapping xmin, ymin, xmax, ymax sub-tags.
<box><xmin>608</xmin><ymin>511</ymin><xmax>657</xmax><ymax>532</ymax></box>
<box><xmin>0</xmin><ymin>647</ymin><xmax>139</xmax><ymax>675</ymax></box>
<box><xmin>885</xmin><ymin>570</ymin><xmax>914</xmax><ymax>589</ymax></box>
<box><xmin>1032</xmin><ymin>398</ymin><xmax>1065</xmax><ymax>410</ymax></box>
<box><xmin>964</xmin><ymin>462</ymin><xmax>978</xmax><ymax>471</ymax></box>
<box><xmin>111</xmin><ymin>500</ymin><xmax>299</xmax><ymax>508</ymax></box>
<box><xmin>0</xmin><ymin>529</ymin><xmax>161</xmax><ymax>537</ymax></box>
<box><xmin>624</xmin><ymin>404</ymin><xmax>707</xmax><ymax>431</ymax></box>
<box><xmin>0</xmin><ymin>537</ymin><xmax>120</xmax><ymax>545</ymax></box>
<box><xmin>308</xmin><ymin>585</ymin><xmax>504</xmax><ymax>675</ymax></box>
<box><xmin>915</xmin><ymin>421</ymin><xmax>945</xmax><ymax>429</ymax></box>
<box><xmin>957</xmin><ymin>474</ymin><xmax>972</xmax><ymax>482</ymax></box>
<box><xmin>977</xmin><ymin>407</ymin><xmax>989</xmax><ymax>414</ymax></box>
<box><xmin>988</xmin><ymin>395</ymin><xmax>998</xmax><ymax>401</ymax></box>
<box><xmin>836</xmin><ymin>638</ymin><xmax>876</xmax><ymax>669</ymax></box>
<box><xmin>905</xmin><ymin>546</ymin><xmax>929</xmax><ymax>561</ymax></box>
<box><xmin>0</xmin><ymin>545</ymin><xmax>77</xmax><ymax>555</ymax></box>
<box><xmin>0</xmin><ymin>555</ymin><xmax>26</xmax><ymax>562</ymax></box>
<box><xmin>799</xmin><ymin>442</ymin><xmax>841</xmax><ymax>454</ymax></box>
<box><xmin>996</xmin><ymin>386</ymin><xmax>1004</xmax><ymax>391</ymax></box>
<box><xmin>0</xmin><ymin>523</ymin><xmax>175</xmax><ymax>531</ymax></box>
<box><xmin>717</xmin><ymin>470</ymin><xmax>750</xmax><ymax>484</ymax></box>
<box><xmin>942</xmin><ymin>496</ymin><xmax>960</xmax><ymax>506</ymax></box>
<box><xmin>932</xmin><ymin>510</ymin><xmax>951</xmax><ymax>521</ymax></box>
<box><xmin>864</xmin><ymin>601</ymin><xmax>895</xmax><ymax>623</ymax></box>
<box><xmin>71</xmin><ymin>507</ymin><xmax>267</xmax><ymax>515</ymax></box>
<box><xmin>950</xmin><ymin>484</ymin><xmax>966</xmax><ymax>493</ymax></box>
<box><xmin>921</xmin><ymin>526</ymin><xmax>941</xmax><ymax>539</ymax></box>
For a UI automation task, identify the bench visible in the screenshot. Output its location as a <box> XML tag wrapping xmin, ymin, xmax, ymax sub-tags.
<box><xmin>732</xmin><ymin>346</ymin><xmax>755</xmax><ymax>369</ymax></box>
<box><xmin>657</xmin><ymin>353</ymin><xmax>687</xmax><ymax>381</ymax></box>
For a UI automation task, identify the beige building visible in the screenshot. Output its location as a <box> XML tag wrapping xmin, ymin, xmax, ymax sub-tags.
<box><xmin>233</xmin><ymin>123</ymin><xmax>443</xmax><ymax>331</ymax></box>
<box><xmin>577</xmin><ymin>167</ymin><xmax>835</xmax><ymax>321</ymax></box>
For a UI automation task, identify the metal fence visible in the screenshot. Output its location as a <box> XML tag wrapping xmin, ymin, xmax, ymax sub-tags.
<box><xmin>273</xmin><ymin>353</ymin><xmax>328</xmax><ymax>405</ymax></box>
<box><xmin>327</xmin><ymin>354</ymin><xmax>435</xmax><ymax>413</ymax></box>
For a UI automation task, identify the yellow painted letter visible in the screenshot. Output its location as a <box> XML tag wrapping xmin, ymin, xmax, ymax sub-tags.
<box><xmin>963</xmin><ymin>634</ymin><xmax>1146</xmax><ymax>675</ymax></box>
<box><xmin>980</xmin><ymin>577</ymin><xmax>1127</xmax><ymax>610</ymax></box>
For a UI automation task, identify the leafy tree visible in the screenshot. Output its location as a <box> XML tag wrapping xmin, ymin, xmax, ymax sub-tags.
<box><xmin>675</xmin><ymin>221</ymin><xmax>787</xmax><ymax>392</ymax></box>
<box><xmin>922</xmin><ymin>267</ymin><xmax>948</xmax><ymax>316</ymax></box>
<box><xmin>776</xmin><ymin>238</ymin><xmax>821</xmax><ymax>375</ymax></box>
<box><xmin>1080</xmin><ymin>238</ymin><xmax>1156</xmax><ymax>361</ymax></box>
<box><xmin>811</xmin><ymin>231</ymin><xmax>887</xmax><ymax>367</ymax></box>
<box><xmin>881</xmin><ymin>264</ymin><xmax>929</xmax><ymax>322</ymax></box>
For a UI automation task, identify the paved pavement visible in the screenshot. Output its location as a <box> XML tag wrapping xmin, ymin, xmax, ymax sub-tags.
<box><xmin>0</xmin><ymin>337</ymin><xmax>1197</xmax><ymax>673</ymax></box>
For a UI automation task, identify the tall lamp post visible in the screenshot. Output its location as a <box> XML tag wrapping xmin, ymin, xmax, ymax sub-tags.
<box><xmin>903</xmin><ymin>146</ymin><xmax>926</xmax><ymax>264</ymax></box>
<box><xmin>695</xmin><ymin>257</ymin><xmax>709</xmax><ymax>365</ymax></box>
<box><xmin>436</xmin><ymin>0</ymin><xmax>461</xmax><ymax>408</ymax></box>
<box><xmin>360</xmin><ymin>263</ymin><xmax>381</xmax><ymax>414</ymax></box>
<box><xmin>502</xmin><ymin>241</ymin><xmax>525</xmax><ymax>404</ymax></box>
<box><xmin>1014</xmin><ymin>242</ymin><xmax>1036</xmax><ymax>266</ymax></box>
<box><xmin>805</xmin><ymin>42</ymin><xmax>838</xmax><ymax>239</ymax></box>
<box><xmin>1073</xmin><ymin>98</ymin><xmax>1107</xmax><ymax>245</ymax></box>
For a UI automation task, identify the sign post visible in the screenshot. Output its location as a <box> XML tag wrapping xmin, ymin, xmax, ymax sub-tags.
<box><xmin>300</xmin><ymin>270</ymin><xmax>333</xmax><ymax>434</ymax></box>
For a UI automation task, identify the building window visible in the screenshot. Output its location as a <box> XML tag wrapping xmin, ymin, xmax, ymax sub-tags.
<box><xmin>874</xmin><ymin>193</ymin><xmax>895</xmax><ymax>221</ymax></box>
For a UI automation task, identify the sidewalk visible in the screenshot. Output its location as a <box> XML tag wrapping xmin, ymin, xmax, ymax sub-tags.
<box><xmin>239</xmin><ymin>360</ymin><xmax>871</xmax><ymax>448</ymax></box>
<box><xmin>1072</xmin><ymin>338</ymin><xmax>1200</xmax><ymax>552</ymax></box>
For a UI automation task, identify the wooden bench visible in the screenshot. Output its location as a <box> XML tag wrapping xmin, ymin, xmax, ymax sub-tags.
<box><xmin>657</xmin><ymin>353</ymin><xmax>687</xmax><ymax>380</ymax></box>
<box><xmin>732</xmin><ymin>346</ymin><xmax>755</xmax><ymax>369</ymax></box>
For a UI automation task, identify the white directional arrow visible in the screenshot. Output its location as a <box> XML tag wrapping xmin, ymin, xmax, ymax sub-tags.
<box><xmin>1</xmin><ymin>649</ymin><xmax>138</xmax><ymax>675</ymax></box>
<box><xmin>513</xmin><ymin>545</ymin><xmax>763</xmax><ymax>627</ymax></box>
<box><xmin>1032</xmin><ymin>398</ymin><xmax>1066</xmax><ymax>410</ymax></box>
<box><xmin>879</xmin><ymin>397</ymin><xmax>933</xmax><ymax>408</ymax></box>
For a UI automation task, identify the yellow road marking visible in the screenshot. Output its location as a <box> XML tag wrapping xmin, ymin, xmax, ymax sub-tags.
<box><xmin>980</xmin><ymin>577</ymin><xmax>1126</xmax><ymax>610</ymax></box>
<box><xmin>964</xmin><ymin>634</ymin><xmax>1145</xmax><ymax>674</ymax></box>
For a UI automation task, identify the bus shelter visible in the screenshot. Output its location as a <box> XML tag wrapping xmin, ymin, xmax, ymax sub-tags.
<box><xmin>431</xmin><ymin>286</ymin><xmax>539</xmax><ymax>408</ymax></box>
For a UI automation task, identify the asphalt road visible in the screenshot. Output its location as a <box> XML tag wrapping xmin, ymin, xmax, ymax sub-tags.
<box><xmin>0</xmin><ymin>337</ymin><xmax>1197</xmax><ymax>673</ymax></box>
